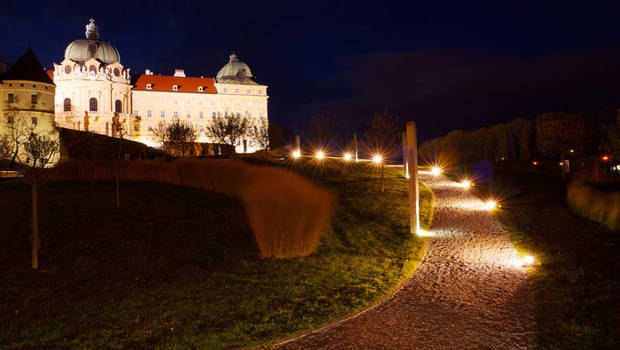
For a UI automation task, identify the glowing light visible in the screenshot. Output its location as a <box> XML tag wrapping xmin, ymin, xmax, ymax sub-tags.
<box><xmin>522</xmin><ymin>255</ymin><xmax>535</xmax><ymax>266</ymax></box>
<box><xmin>416</xmin><ymin>227</ymin><xmax>434</xmax><ymax>237</ymax></box>
<box><xmin>372</xmin><ymin>154</ymin><xmax>383</xmax><ymax>164</ymax></box>
<box><xmin>485</xmin><ymin>200</ymin><xmax>498</xmax><ymax>211</ymax></box>
<box><xmin>315</xmin><ymin>150</ymin><xmax>325</xmax><ymax>160</ymax></box>
<box><xmin>559</xmin><ymin>162</ymin><xmax>564</xmax><ymax>166</ymax></box>
<box><xmin>461</xmin><ymin>179</ymin><xmax>472</xmax><ymax>189</ymax></box>
<box><xmin>292</xmin><ymin>150</ymin><xmax>301</xmax><ymax>159</ymax></box>
<box><xmin>343</xmin><ymin>152</ymin><xmax>353</xmax><ymax>161</ymax></box>
<box><xmin>531</xmin><ymin>161</ymin><xmax>539</xmax><ymax>166</ymax></box>
<box><xmin>431</xmin><ymin>166</ymin><xmax>442</xmax><ymax>176</ymax></box>
<box><xmin>569</xmin><ymin>149</ymin><xmax>574</xmax><ymax>153</ymax></box>
<box><xmin>602</xmin><ymin>155</ymin><xmax>610</xmax><ymax>161</ymax></box>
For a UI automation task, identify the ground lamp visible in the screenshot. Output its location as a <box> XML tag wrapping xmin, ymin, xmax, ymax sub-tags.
<box><xmin>431</xmin><ymin>166</ymin><xmax>442</xmax><ymax>176</ymax></box>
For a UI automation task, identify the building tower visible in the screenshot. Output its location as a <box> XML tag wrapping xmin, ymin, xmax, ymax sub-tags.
<box><xmin>53</xmin><ymin>19</ymin><xmax>134</xmax><ymax>137</ymax></box>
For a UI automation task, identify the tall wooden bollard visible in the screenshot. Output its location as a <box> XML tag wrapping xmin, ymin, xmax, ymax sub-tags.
<box><xmin>402</xmin><ymin>131</ymin><xmax>409</xmax><ymax>178</ymax></box>
<box><xmin>353</xmin><ymin>133</ymin><xmax>359</xmax><ymax>162</ymax></box>
<box><xmin>406</xmin><ymin>121</ymin><xmax>419</xmax><ymax>235</ymax></box>
<box><xmin>295</xmin><ymin>135</ymin><xmax>300</xmax><ymax>153</ymax></box>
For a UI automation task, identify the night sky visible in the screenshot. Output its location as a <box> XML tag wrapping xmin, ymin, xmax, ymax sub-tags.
<box><xmin>2</xmin><ymin>1</ymin><xmax>620</xmax><ymax>141</ymax></box>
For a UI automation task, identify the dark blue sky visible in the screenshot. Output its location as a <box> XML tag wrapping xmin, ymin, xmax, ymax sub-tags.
<box><xmin>2</xmin><ymin>1</ymin><xmax>620</xmax><ymax>141</ymax></box>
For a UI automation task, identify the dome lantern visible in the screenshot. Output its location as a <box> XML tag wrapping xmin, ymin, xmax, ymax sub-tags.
<box><xmin>63</xmin><ymin>18</ymin><xmax>120</xmax><ymax>64</ymax></box>
<box><xmin>216</xmin><ymin>52</ymin><xmax>255</xmax><ymax>84</ymax></box>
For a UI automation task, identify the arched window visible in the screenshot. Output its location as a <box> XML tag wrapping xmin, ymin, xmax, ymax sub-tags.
<box><xmin>63</xmin><ymin>98</ymin><xmax>71</xmax><ymax>112</ymax></box>
<box><xmin>89</xmin><ymin>97</ymin><xmax>98</xmax><ymax>112</ymax></box>
<box><xmin>115</xmin><ymin>99</ymin><xmax>122</xmax><ymax>113</ymax></box>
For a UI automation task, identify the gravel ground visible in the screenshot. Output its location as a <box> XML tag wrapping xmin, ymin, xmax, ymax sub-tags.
<box><xmin>268</xmin><ymin>171</ymin><xmax>534</xmax><ymax>350</ymax></box>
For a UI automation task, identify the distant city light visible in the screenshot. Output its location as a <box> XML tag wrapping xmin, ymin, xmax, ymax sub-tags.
<box><xmin>315</xmin><ymin>150</ymin><xmax>325</xmax><ymax>160</ymax></box>
<box><xmin>602</xmin><ymin>155</ymin><xmax>610</xmax><ymax>161</ymax></box>
<box><xmin>531</xmin><ymin>161</ymin><xmax>539</xmax><ymax>166</ymax></box>
<box><xmin>372</xmin><ymin>154</ymin><xmax>383</xmax><ymax>164</ymax></box>
<box><xmin>343</xmin><ymin>152</ymin><xmax>353</xmax><ymax>161</ymax></box>
<box><xmin>292</xmin><ymin>150</ymin><xmax>301</xmax><ymax>159</ymax></box>
<box><xmin>569</xmin><ymin>149</ymin><xmax>575</xmax><ymax>153</ymax></box>
<box><xmin>431</xmin><ymin>166</ymin><xmax>442</xmax><ymax>176</ymax></box>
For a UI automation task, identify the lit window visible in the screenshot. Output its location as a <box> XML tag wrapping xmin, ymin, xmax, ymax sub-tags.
<box><xmin>198</xmin><ymin>86</ymin><xmax>204</xmax><ymax>92</ymax></box>
<box><xmin>7</xmin><ymin>93</ymin><xmax>14</xmax><ymax>103</ymax></box>
<box><xmin>134</xmin><ymin>110</ymin><xmax>138</xmax><ymax>116</ymax></box>
<box><xmin>247</xmin><ymin>89</ymin><xmax>251</xmax><ymax>94</ymax></box>
<box><xmin>223</xmin><ymin>88</ymin><xmax>228</xmax><ymax>93</ymax></box>
<box><xmin>212</xmin><ymin>112</ymin><xmax>216</xmax><ymax>119</ymax></box>
<box><xmin>199</xmin><ymin>112</ymin><xmax>203</xmax><ymax>119</ymax></box>
<box><xmin>174</xmin><ymin>111</ymin><xmax>178</xmax><ymax>118</ymax></box>
<box><xmin>114</xmin><ymin>68</ymin><xmax>120</xmax><ymax>77</ymax></box>
<box><xmin>146</xmin><ymin>83</ymin><xmax>152</xmax><ymax>90</ymax></box>
<box><xmin>200</xmin><ymin>126</ymin><xmax>205</xmax><ymax>132</ymax></box>
<box><xmin>115</xmin><ymin>100</ymin><xmax>122</xmax><ymax>113</ymax></box>
<box><xmin>89</xmin><ymin>65</ymin><xmax>97</xmax><ymax>73</ymax></box>
<box><xmin>148</xmin><ymin>126</ymin><xmax>153</xmax><ymax>132</ymax></box>
<box><xmin>235</xmin><ymin>89</ymin><xmax>239</xmax><ymax>93</ymax></box>
<box><xmin>64</xmin><ymin>65</ymin><xmax>72</xmax><ymax>74</ymax></box>
<box><xmin>31</xmin><ymin>117</ymin><xmax>38</xmax><ymax>125</ymax></box>
<box><xmin>31</xmin><ymin>94</ymin><xmax>38</xmax><ymax>104</ymax></box>
<box><xmin>187</xmin><ymin>112</ymin><xmax>191</xmax><ymax>119</ymax></box>
<box><xmin>173</xmin><ymin>85</ymin><xmax>179</xmax><ymax>91</ymax></box>
<box><xmin>161</xmin><ymin>111</ymin><xmax>165</xmax><ymax>118</ymax></box>
<box><xmin>146</xmin><ymin>110</ymin><xmax>152</xmax><ymax>118</ymax></box>
<box><xmin>64</xmin><ymin>98</ymin><xmax>71</xmax><ymax>111</ymax></box>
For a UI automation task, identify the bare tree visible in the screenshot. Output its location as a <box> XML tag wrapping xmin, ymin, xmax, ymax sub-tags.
<box><xmin>0</xmin><ymin>134</ymin><xmax>14</xmax><ymax>161</ymax></box>
<box><xmin>152</xmin><ymin>118</ymin><xmax>197</xmax><ymax>157</ymax></box>
<box><xmin>364</xmin><ymin>110</ymin><xmax>400</xmax><ymax>160</ymax></box>
<box><xmin>206</xmin><ymin>112</ymin><xmax>249</xmax><ymax>151</ymax></box>
<box><xmin>112</xmin><ymin>113</ymin><xmax>128</xmax><ymax>209</ymax></box>
<box><xmin>253</xmin><ymin>117</ymin><xmax>270</xmax><ymax>151</ymax></box>
<box><xmin>4</xmin><ymin>113</ymin><xmax>35</xmax><ymax>167</ymax></box>
<box><xmin>19</xmin><ymin>132</ymin><xmax>60</xmax><ymax>269</ymax></box>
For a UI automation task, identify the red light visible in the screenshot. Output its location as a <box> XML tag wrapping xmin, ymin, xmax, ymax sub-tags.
<box><xmin>532</xmin><ymin>161</ymin><xmax>539</xmax><ymax>166</ymax></box>
<box><xmin>602</xmin><ymin>155</ymin><xmax>610</xmax><ymax>161</ymax></box>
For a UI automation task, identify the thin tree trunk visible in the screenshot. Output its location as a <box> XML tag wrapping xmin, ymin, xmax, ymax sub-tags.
<box><xmin>115</xmin><ymin>167</ymin><xmax>120</xmax><ymax>209</ymax></box>
<box><xmin>32</xmin><ymin>180</ymin><xmax>39</xmax><ymax>269</ymax></box>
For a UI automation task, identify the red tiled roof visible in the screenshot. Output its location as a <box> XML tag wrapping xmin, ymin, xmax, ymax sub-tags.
<box><xmin>133</xmin><ymin>74</ymin><xmax>216</xmax><ymax>94</ymax></box>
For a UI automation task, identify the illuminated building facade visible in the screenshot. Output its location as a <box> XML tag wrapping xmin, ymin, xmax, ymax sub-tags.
<box><xmin>52</xmin><ymin>19</ymin><xmax>269</xmax><ymax>153</ymax></box>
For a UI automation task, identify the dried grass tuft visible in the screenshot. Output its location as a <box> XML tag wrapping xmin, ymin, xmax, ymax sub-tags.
<box><xmin>50</xmin><ymin>159</ymin><xmax>335</xmax><ymax>258</ymax></box>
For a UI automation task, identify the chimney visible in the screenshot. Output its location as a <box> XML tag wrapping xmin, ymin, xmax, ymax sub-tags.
<box><xmin>174</xmin><ymin>69</ymin><xmax>186</xmax><ymax>77</ymax></box>
<box><xmin>145</xmin><ymin>68</ymin><xmax>153</xmax><ymax>75</ymax></box>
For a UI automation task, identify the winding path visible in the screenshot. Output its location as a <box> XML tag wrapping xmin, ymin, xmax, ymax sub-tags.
<box><xmin>269</xmin><ymin>171</ymin><xmax>534</xmax><ymax>349</ymax></box>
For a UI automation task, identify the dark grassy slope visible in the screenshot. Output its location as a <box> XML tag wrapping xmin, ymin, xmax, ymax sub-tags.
<box><xmin>0</xmin><ymin>165</ymin><xmax>431</xmax><ymax>349</ymax></box>
<box><xmin>491</xmin><ymin>172</ymin><xmax>620</xmax><ymax>349</ymax></box>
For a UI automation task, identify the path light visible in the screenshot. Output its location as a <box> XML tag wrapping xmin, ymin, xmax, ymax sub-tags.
<box><xmin>461</xmin><ymin>179</ymin><xmax>472</xmax><ymax>189</ymax></box>
<box><xmin>343</xmin><ymin>152</ymin><xmax>353</xmax><ymax>161</ymax></box>
<box><xmin>315</xmin><ymin>150</ymin><xmax>325</xmax><ymax>160</ymax></box>
<box><xmin>431</xmin><ymin>166</ymin><xmax>442</xmax><ymax>176</ymax></box>
<box><xmin>372</xmin><ymin>154</ymin><xmax>383</xmax><ymax>165</ymax></box>
<box><xmin>485</xmin><ymin>199</ymin><xmax>498</xmax><ymax>211</ymax></box>
<box><xmin>602</xmin><ymin>155</ymin><xmax>610</xmax><ymax>162</ymax></box>
<box><xmin>292</xmin><ymin>149</ymin><xmax>301</xmax><ymax>159</ymax></box>
<box><xmin>522</xmin><ymin>255</ymin><xmax>535</xmax><ymax>266</ymax></box>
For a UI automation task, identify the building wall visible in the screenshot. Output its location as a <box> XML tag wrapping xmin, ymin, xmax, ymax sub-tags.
<box><xmin>0</xmin><ymin>79</ymin><xmax>59</xmax><ymax>165</ymax></box>
<box><xmin>53</xmin><ymin>58</ymin><xmax>133</xmax><ymax>137</ymax></box>
<box><xmin>132</xmin><ymin>83</ymin><xmax>268</xmax><ymax>152</ymax></box>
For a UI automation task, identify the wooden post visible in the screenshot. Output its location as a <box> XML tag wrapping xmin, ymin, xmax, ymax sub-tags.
<box><xmin>407</xmin><ymin>121</ymin><xmax>419</xmax><ymax>235</ymax></box>
<box><xmin>402</xmin><ymin>131</ymin><xmax>408</xmax><ymax>178</ymax></box>
<box><xmin>353</xmin><ymin>133</ymin><xmax>358</xmax><ymax>162</ymax></box>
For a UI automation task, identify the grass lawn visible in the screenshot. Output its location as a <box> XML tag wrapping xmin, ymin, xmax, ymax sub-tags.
<box><xmin>488</xmin><ymin>171</ymin><xmax>620</xmax><ymax>349</ymax></box>
<box><xmin>0</xmin><ymin>163</ymin><xmax>431</xmax><ymax>349</ymax></box>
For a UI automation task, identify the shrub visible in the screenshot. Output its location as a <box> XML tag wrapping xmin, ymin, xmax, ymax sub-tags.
<box><xmin>50</xmin><ymin>159</ymin><xmax>335</xmax><ymax>258</ymax></box>
<box><xmin>567</xmin><ymin>179</ymin><xmax>620</xmax><ymax>230</ymax></box>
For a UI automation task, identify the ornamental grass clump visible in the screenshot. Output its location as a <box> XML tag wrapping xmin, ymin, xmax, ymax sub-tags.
<box><xmin>567</xmin><ymin>179</ymin><xmax>620</xmax><ymax>231</ymax></box>
<box><xmin>51</xmin><ymin>159</ymin><xmax>334</xmax><ymax>258</ymax></box>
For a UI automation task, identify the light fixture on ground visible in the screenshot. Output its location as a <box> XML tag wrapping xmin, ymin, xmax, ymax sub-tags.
<box><xmin>485</xmin><ymin>200</ymin><xmax>498</xmax><ymax>211</ymax></box>
<box><xmin>292</xmin><ymin>150</ymin><xmax>301</xmax><ymax>159</ymax></box>
<box><xmin>522</xmin><ymin>255</ymin><xmax>535</xmax><ymax>266</ymax></box>
<box><xmin>372</xmin><ymin>154</ymin><xmax>383</xmax><ymax>164</ymax></box>
<box><xmin>343</xmin><ymin>152</ymin><xmax>352</xmax><ymax>161</ymax></box>
<box><xmin>461</xmin><ymin>179</ymin><xmax>472</xmax><ymax>189</ymax></box>
<box><xmin>431</xmin><ymin>166</ymin><xmax>442</xmax><ymax>176</ymax></box>
<box><xmin>315</xmin><ymin>150</ymin><xmax>325</xmax><ymax>160</ymax></box>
